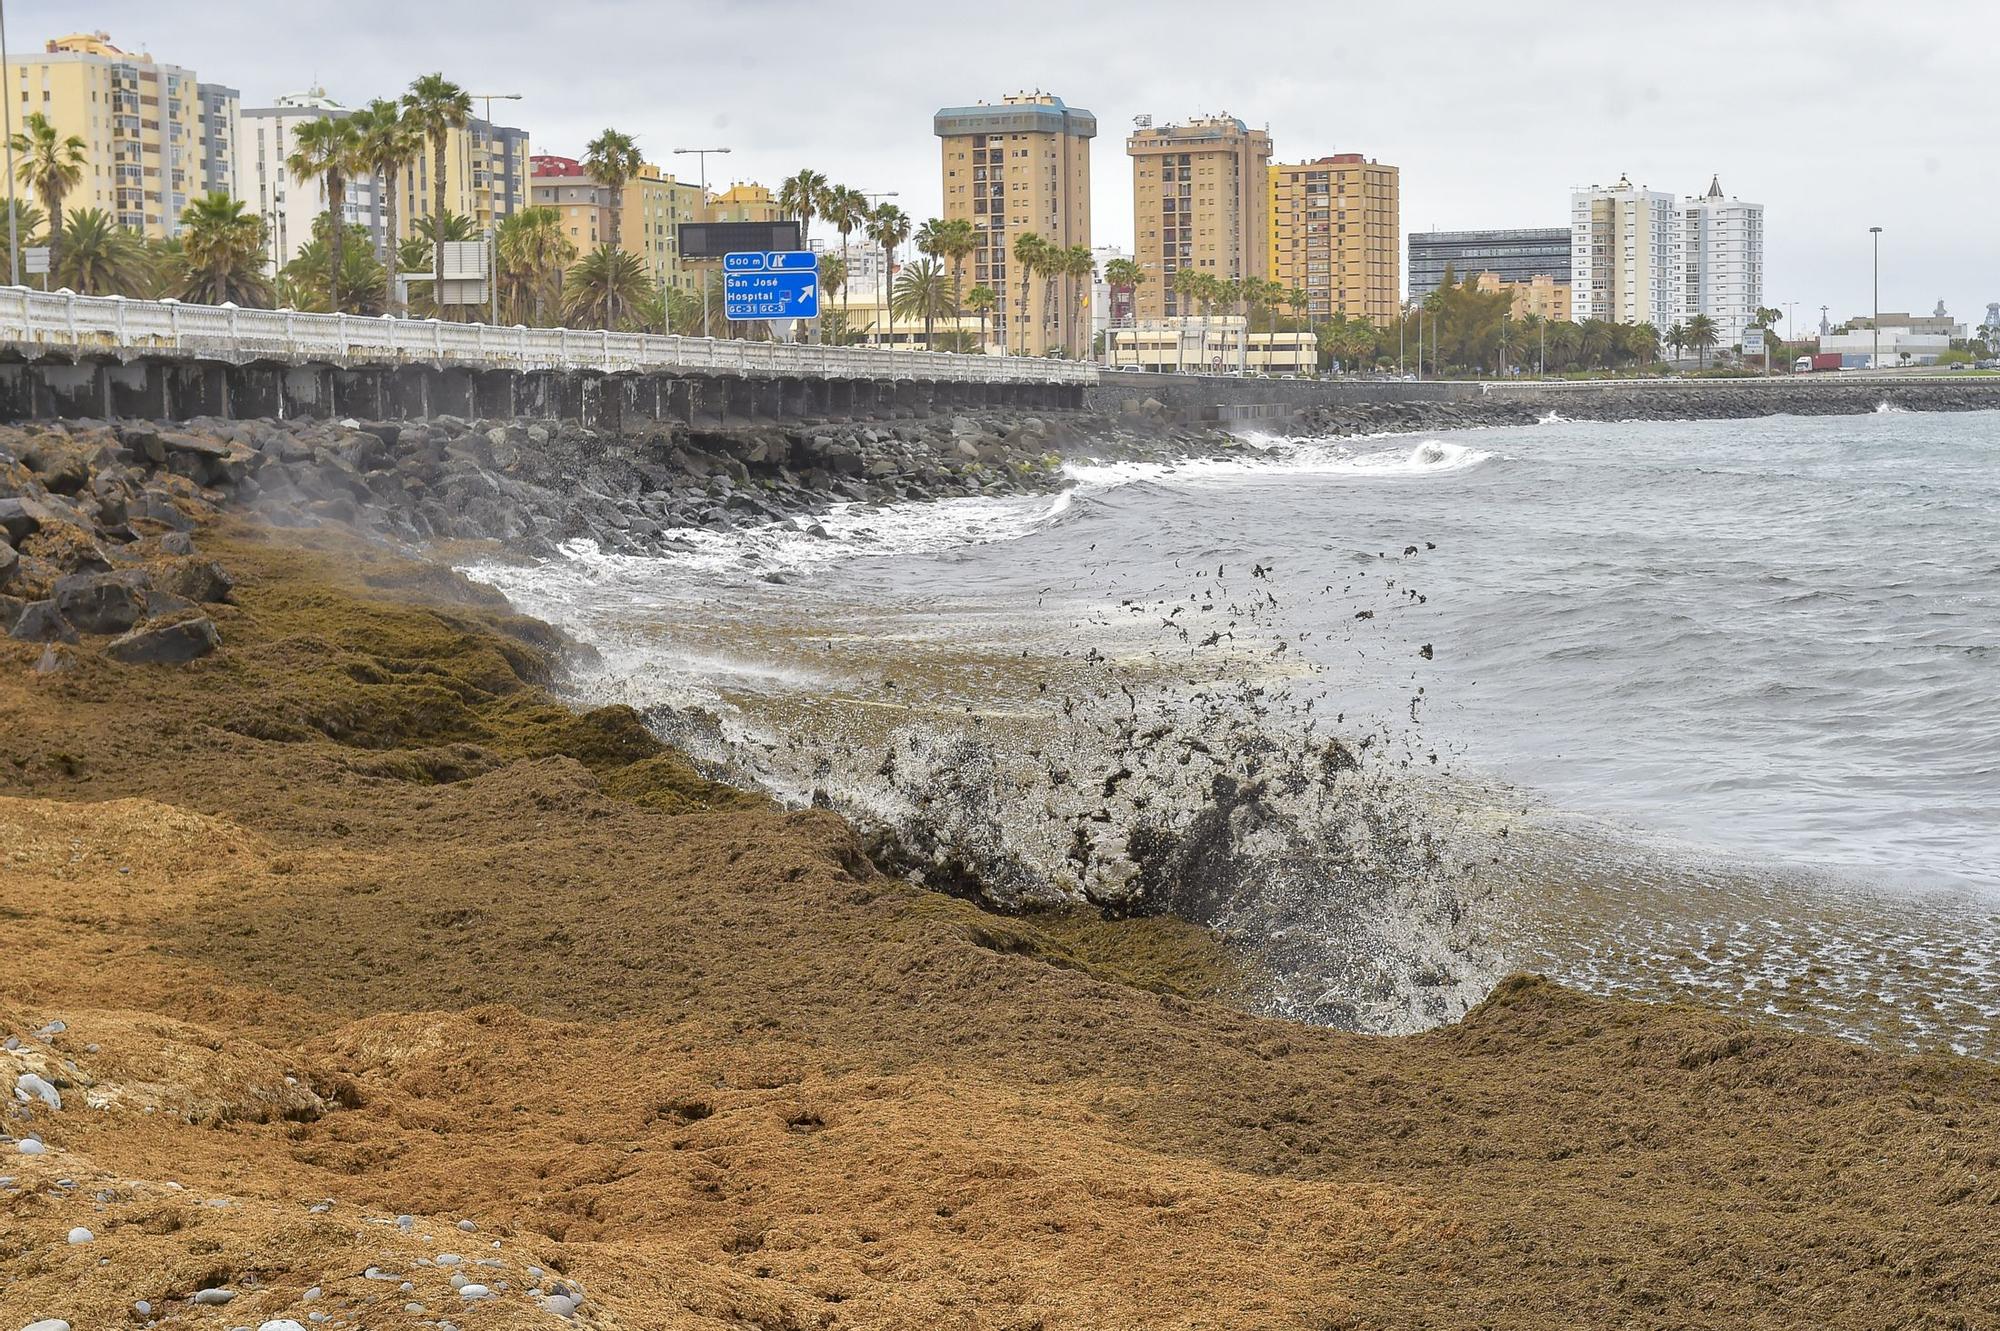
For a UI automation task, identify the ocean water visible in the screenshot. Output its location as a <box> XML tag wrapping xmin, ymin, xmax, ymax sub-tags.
<box><xmin>467</xmin><ymin>408</ymin><xmax>2000</xmax><ymax>1050</ymax></box>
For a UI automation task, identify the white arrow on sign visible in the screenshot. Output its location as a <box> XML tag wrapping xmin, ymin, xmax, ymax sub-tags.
<box><xmin>799</xmin><ymin>282</ymin><xmax>814</xmax><ymax>302</ymax></box>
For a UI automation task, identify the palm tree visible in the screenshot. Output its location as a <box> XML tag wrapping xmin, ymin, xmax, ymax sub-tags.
<box><xmin>495</xmin><ymin>205</ymin><xmax>576</xmax><ymax>325</ymax></box>
<box><xmin>1060</xmin><ymin>244</ymin><xmax>1095</xmax><ymax>359</ymax></box>
<box><xmin>891</xmin><ymin>257</ymin><xmax>951</xmax><ymax>349</ymax></box>
<box><xmin>822</xmin><ymin>185</ymin><xmax>868</xmax><ymax>332</ymax></box>
<box><xmin>1686</xmin><ymin>313</ymin><xmax>1720</xmax><ymax>368</ymax></box>
<box><xmin>349</xmin><ymin>99</ymin><xmax>421</xmax><ymax>311</ymax></box>
<box><xmin>10</xmin><ymin>113</ymin><xmax>86</xmax><ymax>277</ymax></box>
<box><xmin>1011</xmin><ymin>232</ymin><xmax>1047</xmax><ymax>356</ymax></box>
<box><xmin>932</xmin><ymin>217</ymin><xmax>978</xmax><ymax>316</ymax></box>
<box><xmin>1624</xmin><ymin>322</ymin><xmax>1661</xmax><ymax>367</ymax></box>
<box><xmin>403</xmin><ymin>74</ymin><xmax>474</xmax><ymax>305</ymax></box>
<box><xmin>1103</xmin><ymin>257</ymin><xmax>1143</xmax><ymax>332</ymax></box>
<box><xmin>3</xmin><ymin>200</ymin><xmax>46</xmax><ymax>282</ymax></box>
<box><xmin>817</xmin><ymin>253</ymin><xmax>848</xmax><ymax>342</ymax></box>
<box><xmin>564</xmin><ymin>244</ymin><xmax>650</xmax><ymax>330</ymax></box>
<box><xmin>778</xmin><ymin>169</ymin><xmax>828</xmax><ymax>247</ymax></box>
<box><xmin>964</xmin><ymin>284</ymin><xmax>997</xmax><ymax>353</ymax></box>
<box><xmin>867</xmin><ymin>203</ymin><xmax>910</xmax><ymax>347</ymax></box>
<box><xmin>279</xmin><ymin>215</ymin><xmax>388</xmax><ymax>316</ymax></box>
<box><xmin>1171</xmin><ymin>266</ymin><xmax>1205</xmax><ymax>372</ymax></box>
<box><xmin>177</xmin><ymin>193</ymin><xmax>272</xmax><ymax>306</ymax></box>
<box><xmin>583</xmin><ymin>129</ymin><xmax>645</xmax><ymax>253</ymax></box>
<box><xmin>1666</xmin><ymin>322</ymin><xmax>1689</xmax><ymax>363</ymax></box>
<box><xmin>53</xmin><ymin>209</ymin><xmax>147</xmax><ymax>295</ymax></box>
<box><xmin>287</xmin><ymin>115</ymin><xmax>362</xmax><ymax>311</ymax></box>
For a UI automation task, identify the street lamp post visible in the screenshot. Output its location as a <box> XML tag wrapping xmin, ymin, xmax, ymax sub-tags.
<box><xmin>471</xmin><ymin>94</ymin><xmax>522</xmax><ymax>326</ymax></box>
<box><xmin>1869</xmin><ymin>226</ymin><xmax>1883</xmax><ymax>370</ymax></box>
<box><xmin>673</xmin><ymin>147</ymin><xmax>731</xmax><ymax>338</ymax></box>
<box><xmin>1</xmin><ymin>0</ymin><xmax>18</xmax><ymax>287</ymax></box>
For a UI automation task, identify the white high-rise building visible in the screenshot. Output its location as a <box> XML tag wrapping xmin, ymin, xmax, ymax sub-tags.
<box><xmin>1682</xmin><ymin>176</ymin><xmax>1764</xmax><ymax>350</ymax></box>
<box><xmin>1570</xmin><ymin>175</ymin><xmax>1683</xmax><ymax>331</ymax></box>
<box><xmin>241</xmin><ymin>89</ymin><xmax>383</xmax><ymax>274</ymax></box>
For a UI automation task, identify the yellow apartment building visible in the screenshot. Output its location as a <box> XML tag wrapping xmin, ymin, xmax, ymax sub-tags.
<box><xmin>935</xmin><ymin>92</ymin><xmax>1095</xmax><ymax>355</ymax></box>
<box><xmin>1127</xmin><ymin>114</ymin><xmax>1270</xmax><ymax>321</ymax></box>
<box><xmin>10</xmin><ymin>31</ymin><xmax>238</xmax><ymax>237</ymax></box>
<box><xmin>707</xmin><ymin>182</ymin><xmax>780</xmax><ymax>223</ymax></box>
<box><xmin>1269</xmin><ymin>154</ymin><xmax>1399</xmax><ymax>326</ymax></box>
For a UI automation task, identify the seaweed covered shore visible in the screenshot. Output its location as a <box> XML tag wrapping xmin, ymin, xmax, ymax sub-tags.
<box><xmin>6</xmin><ymin>419</ymin><xmax>2000</xmax><ymax>1329</ymax></box>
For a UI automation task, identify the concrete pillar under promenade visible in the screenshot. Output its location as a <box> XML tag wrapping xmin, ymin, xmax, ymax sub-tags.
<box><xmin>515</xmin><ymin>370</ymin><xmax>555</xmax><ymax>419</ymax></box>
<box><xmin>780</xmin><ymin>376</ymin><xmax>812</xmax><ymax>420</ymax></box>
<box><xmin>474</xmin><ymin>370</ymin><xmax>514</xmax><ymax>419</ymax></box>
<box><xmin>751</xmin><ymin>377</ymin><xmax>784</xmax><ymax>421</ymax></box>
<box><xmin>35</xmin><ymin>362</ymin><xmax>103</xmax><ymax>418</ymax></box>
<box><xmin>224</xmin><ymin>363</ymin><xmax>282</xmax><ymax>420</ymax></box>
<box><xmin>332</xmin><ymin>368</ymin><xmax>387</xmax><ymax>420</ymax></box>
<box><xmin>437</xmin><ymin>368</ymin><xmax>476</xmax><ymax>419</ymax></box>
<box><xmin>828</xmin><ymin>378</ymin><xmax>855</xmax><ymax>420</ymax></box>
<box><xmin>724</xmin><ymin>377</ymin><xmax>755</xmax><ymax>425</ymax></box>
<box><xmin>892</xmin><ymin>379</ymin><xmax>921</xmax><ymax>417</ymax></box>
<box><xmin>664</xmin><ymin>377</ymin><xmax>694</xmax><ymax>424</ymax></box>
<box><xmin>389</xmin><ymin>366</ymin><xmax>430</xmax><ymax>419</ymax></box>
<box><xmin>106</xmin><ymin>360</ymin><xmax>169</xmax><ymax>419</ymax></box>
<box><xmin>172</xmin><ymin>363</ymin><xmax>230</xmax><ymax>418</ymax></box>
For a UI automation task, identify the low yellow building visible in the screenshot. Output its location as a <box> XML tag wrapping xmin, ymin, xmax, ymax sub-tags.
<box><xmin>1106</xmin><ymin>317</ymin><xmax>1317</xmax><ymax>374</ymax></box>
<box><xmin>707</xmin><ymin>182</ymin><xmax>781</xmax><ymax>222</ymax></box>
<box><xmin>11</xmin><ymin>31</ymin><xmax>238</xmax><ymax>237</ymax></box>
<box><xmin>1474</xmin><ymin>270</ymin><xmax>1572</xmax><ymax>323</ymax></box>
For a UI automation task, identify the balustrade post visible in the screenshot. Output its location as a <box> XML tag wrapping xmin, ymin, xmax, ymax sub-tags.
<box><xmin>161</xmin><ymin>298</ymin><xmax>174</xmax><ymax>346</ymax></box>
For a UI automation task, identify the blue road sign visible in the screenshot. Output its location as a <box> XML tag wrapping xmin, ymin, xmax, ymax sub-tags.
<box><xmin>724</xmin><ymin>250</ymin><xmax>818</xmax><ymax>272</ymax></box>
<box><xmin>723</xmin><ymin>252</ymin><xmax>820</xmax><ymax>320</ymax></box>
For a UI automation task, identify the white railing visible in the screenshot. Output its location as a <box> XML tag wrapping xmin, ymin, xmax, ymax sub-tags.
<box><xmin>0</xmin><ymin>286</ymin><xmax>1100</xmax><ymax>387</ymax></box>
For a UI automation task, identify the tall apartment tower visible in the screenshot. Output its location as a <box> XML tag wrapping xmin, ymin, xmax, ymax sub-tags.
<box><xmin>1128</xmin><ymin>115</ymin><xmax>1272</xmax><ymax>320</ymax></box>
<box><xmin>935</xmin><ymin>92</ymin><xmax>1095</xmax><ymax>355</ymax></box>
<box><xmin>242</xmin><ymin>90</ymin><xmax>383</xmax><ymax>272</ymax></box>
<box><xmin>1570</xmin><ymin>175</ymin><xmax>1684</xmax><ymax>330</ymax></box>
<box><xmin>1268</xmin><ymin>154</ymin><xmax>1399</xmax><ymax>325</ymax></box>
<box><xmin>1682</xmin><ymin>176</ymin><xmax>1764</xmax><ymax>349</ymax></box>
<box><xmin>13</xmin><ymin>31</ymin><xmax>239</xmax><ymax>237</ymax></box>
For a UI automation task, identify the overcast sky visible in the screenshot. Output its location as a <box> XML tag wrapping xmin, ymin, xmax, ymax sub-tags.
<box><xmin>16</xmin><ymin>0</ymin><xmax>1996</xmax><ymax>335</ymax></box>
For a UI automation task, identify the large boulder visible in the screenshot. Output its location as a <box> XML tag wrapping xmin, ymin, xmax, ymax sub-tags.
<box><xmin>7</xmin><ymin>599</ymin><xmax>77</xmax><ymax>644</ymax></box>
<box><xmin>156</xmin><ymin>557</ymin><xmax>233</xmax><ymax>604</ymax></box>
<box><xmin>106</xmin><ymin>615</ymin><xmax>220</xmax><ymax>665</ymax></box>
<box><xmin>0</xmin><ymin>495</ymin><xmax>42</xmax><ymax>545</ymax></box>
<box><xmin>53</xmin><ymin>569</ymin><xmax>149</xmax><ymax>635</ymax></box>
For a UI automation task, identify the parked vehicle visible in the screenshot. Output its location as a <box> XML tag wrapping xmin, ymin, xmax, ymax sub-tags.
<box><xmin>1795</xmin><ymin>353</ymin><xmax>1842</xmax><ymax>373</ymax></box>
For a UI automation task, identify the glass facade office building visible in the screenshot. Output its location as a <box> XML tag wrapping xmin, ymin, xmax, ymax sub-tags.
<box><xmin>1408</xmin><ymin>228</ymin><xmax>1571</xmax><ymax>298</ymax></box>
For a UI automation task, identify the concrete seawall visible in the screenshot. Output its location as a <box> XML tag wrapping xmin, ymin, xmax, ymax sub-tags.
<box><xmin>7</xmin><ymin>343</ymin><xmax>2000</xmax><ymax>431</ymax></box>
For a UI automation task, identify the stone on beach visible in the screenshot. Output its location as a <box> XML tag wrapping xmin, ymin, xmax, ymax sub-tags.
<box><xmin>65</xmin><ymin>1227</ymin><xmax>92</xmax><ymax>1244</ymax></box>
<box><xmin>15</xmin><ymin>1073</ymin><xmax>60</xmax><ymax>1110</ymax></box>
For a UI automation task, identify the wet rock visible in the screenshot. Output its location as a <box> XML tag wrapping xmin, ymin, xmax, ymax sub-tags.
<box><xmin>7</xmin><ymin>600</ymin><xmax>77</xmax><ymax>644</ymax></box>
<box><xmin>156</xmin><ymin>557</ymin><xmax>233</xmax><ymax>604</ymax></box>
<box><xmin>105</xmin><ymin>616</ymin><xmax>220</xmax><ymax>665</ymax></box>
<box><xmin>52</xmin><ymin>570</ymin><xmax>148</xmax><ymax>635</ymax></box>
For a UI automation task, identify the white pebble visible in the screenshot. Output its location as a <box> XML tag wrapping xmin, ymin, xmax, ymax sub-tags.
<box><xmin>191</xmin><ymin>1288</ymin><xmax>236</xmax><ymax>1305</ymax></box>
<box><xmin>309</xmin><ymin>1315</ymin><xmax>328</xmax><ymax>1325</ymax></box>
<box><xmin>300</xmin><ymin>1286</ymin><xmax>321</xmax><ymax>1301</ymax></box>
<box><xmin>15</xmin><ymin>1074</ymin><xmax>60</xmax><ymax>1111</ymax></box>
<box><xmin>449</xmin><ymin>1272</ymin><xmax>468</xmax><ymax>1289</ymax></box>
<box><xmin>22</xmin><ymin>1320</ymin><xmax>72</xmax><ymax>1331</ymax></box>
<box><xmin>399</xmin><ymin>1281</ymin><xmax>412</xmax><ymax>1293</ymax></box>
<box><xmin>457</xmin><ymin>1284</ymin><xmax>492</xmax><ymax>1300</ymax></box>
<box><xmin>403</xmin><ymin>1305</ymin><xmax>424</xmax><ymax>1316</ymax></box>
<box><xmin>456</xmin><ymin>1219</ymin><xmax>477</xmax><ymax>1232</ymax></box>
<box><xmin>67</xmin><ymin>1226</ymin><xmax>93</xmax><ymax>1244</ymax></box>
<box><xmin>34</xmin><ymin>1020</ymin><xmax>66</xmax><ymax>1039</ymax></box>
<box><xmin>435</xmin><ymin>1252</ymin><xmax>461</xmax><ymax>1265</ymax></box>
<box><xmin>396</xmin><ymin>1214</ymin><xmax>414</xmax><ymax>1232</ymax></box>
<box><xmin>362</xmin><ymin>1266</ymin><xmax>397</xmax><ymax>1281</ymax></box>
<box><xmin>134</xmin><ymin>1303</ymin><xmax>152</xmax><ymax>1316</ymax></box>
<box><xmin>258</xmin><ymin>1322</ymin><xmax>309</xmax><ymax>1331</ymax></box>
<box><xmin>17</xmin><ymin>1138</ymin><xmax>46</xmax><ymax>1156</ymax></box>
<box><xmin>542</xmin><ymin>1294</ymin><xmax>580</xmax><ymax>1317</ymax></box>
